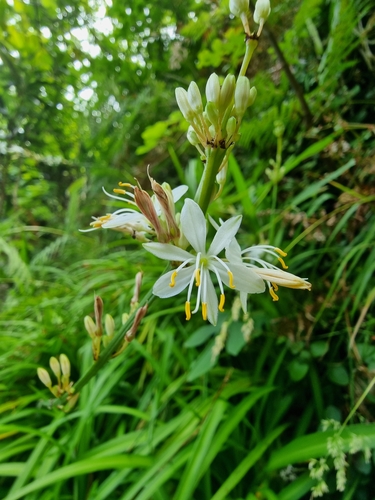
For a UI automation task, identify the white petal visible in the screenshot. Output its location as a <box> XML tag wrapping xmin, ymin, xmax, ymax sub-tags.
<box><xmin>216</xmin><ymin>263</ymin><xmax>266</xmax><ymax>294</ymax></box>
<box><xmin>208</xmin><ymin>215</ymin><xmax>242</xmax><ymax>256</ymax></box>
<box><xmin>143</xmin><ymin>242</ymin><xmax>193</xmax><ymax>262</ymax></box>
<box><xmin>153</xmin><ymin>267</ymin><xmax>193</xmax><ymax>298</ymax></box>
<box><xmin>225</xmin><ymin>238</ymin><xmax>242</xmax><ymax>264</ymax></box>
<box><xmin>205</xmin><ymin>275</ymin><xmax>218</xmax><ymax>325</ymax></box>
<box><xmin>180</xmin><ymin>199</ymin><xmax>206</xmax><ymax>253</ymax></box>
<box><xmin>240</xmin><ymin>292</ymin><xmax>248</xmax><ymax>313</ymax></box>
<box><xmin>172</xmin><ymin>185</ymin><xmax>188</xmax><ymax>202</ymax></box>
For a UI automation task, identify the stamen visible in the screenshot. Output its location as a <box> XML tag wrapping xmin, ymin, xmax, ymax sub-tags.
<box><xmin>269</xmin><ymin>287</ymin><xmax>279</xmax><ymax>301</ymax></box>
<box><xmin>185</xmin><ymin>302</ymin><xmax>191</xmax><ymax>321</ymax></box>
<box><xmin>272</xmin><ymin>282</ymin><xmax>279</xmax><ymax>291</ymax></box>
<box><xmin>219</xmin><ymin>294</ymin><xmax>225</xmax><ymax>312</ymax></box>
<box><xmin>118</xmin><ymin>182</ymin><xmax>134</xmax><ymax>189</ymax></box>
<box><xmin>275</xmin><ymin>248</ymin><xmax>287</xmax><ymax>257</ymax></box>
<box><xmin>170</xmin><ymin>271</ymin><xmax>177</xmax><ymax>288</ymax></box>
<box><xmin>195</xmin><ymin>269</ymin><xmax>201</xmax><ymax>287</ymax></box>
<box><xmin>202</xmin><ymin>302</ymin><xmax>208</xmax><ymax>320</ymax></box>
<box><xmin>113</xmin><ymin>189</ymin><xmax>127</xmax><ymax>195</ymax></box>
<box><xmin>277</xmin><ymin>257</ymin><xmax>288</xmax><ymax>270</ymax></box>
<box><xmin>228</xmin><ymin>271</ymin><xmax>235</xmax><ymax>289</ymax></box>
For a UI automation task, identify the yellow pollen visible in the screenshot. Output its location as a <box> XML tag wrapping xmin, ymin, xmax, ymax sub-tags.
<box><xmin>202</xmin><ymin>303</ymin><xmax>208</xmax><ymax>321</ymax></box>
<box><xmin>185</xmin><ymin>302</ymin><xmax>191</xmax><ymax>321</ymax></box>
<box><xmin>275</xmin><ymin>248</ymin><xmax>287</xmax><ymax>257</ymax></box>
<box><xmin>113</xmin><ymin>188</ymin><xmax>127</xmax><ymax>195</ymax></box>
<box><xmin>169</xmin><ymin>271</ymin><xmax>177</xmax><ymax>288</ymax></box>
<box><xmin>269</xmin><ymin>287</ymin><xmax>279</xmax><ymax>301</ymax></box>
<box><xmin>228</xmin><ymin>271</ymin><xmax>235</xmax><ymax>289</ymax></box>
<box><xmin>219</xmin><ymin>294</ymin><xmax>225</xmax><ymax>312</ymax></box>
<box><xmin>195</xmin><ymin>269</ymin><xmax>201</xmax><ymax>287</ymax></box>
<box><xmin>118</xmin><ymin>182</ymin><xmax>133</xmax><ymax>188</ymax></box>
<box><xmin>277</xmin><ymin>257</ymin><xmax>288</xmax><ymax>270</ymax></box>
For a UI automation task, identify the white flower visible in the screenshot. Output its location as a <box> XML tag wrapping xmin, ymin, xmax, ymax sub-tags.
<box><xmin>226</xmin><ymin>238</ymin><xmax>311</xmax><ymax>309</ymax></box>
<box><xmin>81</xmin><ymin>182</ymin><xmax>188</xmax><ymax>243</ymax></box>
<box><xmin>144</xmin><ymin>199</ymin><xmax>265</xmax><ymax>325</ymax></box>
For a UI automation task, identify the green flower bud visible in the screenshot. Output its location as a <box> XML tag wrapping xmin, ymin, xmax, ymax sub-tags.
<box><xmin>205</xmin><ymin>73</ymin><xmax>220</xmax><ymax>107</ymax></box>
<box><xmin>187</xmin><ymin>81</ymin><xmax>203</xmax><ymax>114</ymax></box>
<box><xmin>187</xmin><ymin>126</ymin><xmax>200</xmax><ymax>146</ymax></box>
<box><xmin>59</xmin><ymin>354</ymin><xmax>70</xmax><ymax>378</ymax></box>
<box><xmin>248</xmin><ymin>86</ymin><xmax>257</xmax><ymax>107</ymax></box>
<box><xmin>229</xmin><ymin>0</ymin><xmax>249</xmax><ymax>18</ymax></box>
<box><xmin>105</xmin><ymin>314</ymin><xmax>115</xmax><ymax>338</ymax></box>
<box><xmin>235</xmin><ymin>76</ymin><xmax>251</xmax><ymax>117</ymax></box>
<box><xmin>37</xmin><ymin>367</ymin><xmax>52</xmax><ymax>388</ymax></box>
<box><xmin>205</xmin><ymin>101</ymin><xmax>219</xmax><ymax>129</ymax></box>
<box><xmin>84</xmin><ymin>315</ymin><xmax>96</xmax><ymax>339</ymax></box>
<box><xmin>219</xmin><ymin>74</ymin><xmax>235</xmax><ymax>115</ymax></box>
<box><xmin>226</xmin><ymin>116</ymin><xmax>237</xmax><ymax>138</ymax></box>
<box><xmin>175</xmin><ymin>87</ymin><xmax>195</xmax><ymax>121</ymax></box>
<box><xmin>254</xmin><ymin>0</ymin><xmax>271</xmax><ymax>25</ymax></box>
<box><xmin>49</xmin><ymin>357</ymin><xmax>61</xmax><ymax>379</ymax></box>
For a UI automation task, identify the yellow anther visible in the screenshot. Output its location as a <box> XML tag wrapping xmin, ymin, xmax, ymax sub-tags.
<box><xmin>169</xmin><ymin>271</ymin><xmax>177</xmax><ymax>288</ymax></box>
<box><xmin>113</xmin><ymin>188</ymin><xmax>127</xmax><ymax>195</ymax></box>
<box><xmin>272</xmin><ymin>282</ymin><xmax>279</xmax><ymax>291</ymax></box>
<box><xmin>195</xmin><ymin>269</ymin><xmax>201</xmax><ymax>287</ymax></box>
<box><xmin>219</xmin><ymin>294</ymin><xmax>225</xmax><ymax>312</ymax></box>
<box><xmin>118</xmin><ymin>182</ymin><xmax>133</xmax><ymax>188</ymax></box>
<box><xmin>185</xmin><ymin>302</ymin><xmax>191</xmax><ymax>321</ymax></box>
<box><xmin>277</xmin><ymin>257</ymin><xmax>288</xmax><ymax>270</ymax></box>
<box><xmin>275</xmin><ymin>248</ymin><xmax>287</xmax><ymax>257</ymax></box>
<box><xmin>202</xmin><ymin>303</ymin><xmax>208</xmax><ymax>321</ymax></box>
<box><xmin>228</xmin><ymin>271</ymin><xmax>235</xmax><ymax>289</ymax></box>
<box><xmin>269</xmin><ymin>287</ymin><xmax>279</xmax><ymax>301</ymax></box>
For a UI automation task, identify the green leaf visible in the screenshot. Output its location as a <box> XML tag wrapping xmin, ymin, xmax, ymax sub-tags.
<box><xmin>328</xmin><ymin>365</ymin><xmax>349</xmax><ymax>386</ymax></box>
<box><xmin>288</xmin><ymin>359</ymin><xmax>309</xmax><ymax>381</ymax></box>
<box><xmin>183</xmin><ymin>325</ymin><xmax>217</xmax><ymax>348</ymax></box>
<box><xmin>186</xmin><ymin>340</ymin><xmax>217</xmax><ymax>381</ymax></box>
<box><xmin>226</xmin><ymin>321</ymin><xmax>247</xmax><ymax>356</ymax></box>
<box><xmin>310</xmin><ymin>341</ymin><xmax>329</xmax><ymax>358</ymax></box>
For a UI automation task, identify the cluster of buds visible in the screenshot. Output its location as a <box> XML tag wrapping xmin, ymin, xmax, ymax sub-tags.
<box><xmin>229</xmin><ymin>0</ymin><xmax>271</xmax><ymax>37</ymax></box>
<box><xmin>83</xmin><ymin>171</ymin><xmax>188</xmax><ymax>245</ymax></box>
<box><xmin>84</xmin><ymin>272</ymin><xmax>148</xmax><ymax>360</ymax></box>
<box><xmin>37</xmin><ymin>354</ymin><xmax>78</xmax><ymax>409</ymax></box>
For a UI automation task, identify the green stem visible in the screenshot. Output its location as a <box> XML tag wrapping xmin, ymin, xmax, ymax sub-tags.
<box><xmin>239</xmin><ymin>38</ymin><xmax>258</xmax><ymax>77</ymax></box>
<box><xmin>194</xmin><ymin>148</ymin><xmax>227</xmax><ymax>214</ymax></box>
<box><xmin>339</xmin><ymin>374</ymin><xmax>375</xmax><ymax>434</ymax></box>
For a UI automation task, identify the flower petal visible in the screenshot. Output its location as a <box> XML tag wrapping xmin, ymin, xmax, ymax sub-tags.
<box><xmin>205</xmin><ymin>274</ymin><xmax>219</xmax><ymax>325</ymax></box>
<box><xmin>172</xmin><ymin>185</ymin><xmax>189</xmax><ymax>202</ymax></box>
<box><xmin>216</xmin><ymin>263</ymin><xmax>266</xmax><ymax>293</ymax></box>
<box><xmin>153</xmin><ymin>267</ymin><xmax>193</xmax><ymax>298</ymax></box>
<box><xmin>208</xmin><ymin>215</ymin><xmax>242</xmax><ymax>256</ymax></box>
<box><xmin>180</xmin><ymin>199</ymin><xmax>207</xmax><ymax>253</ymax></box>
<box><xmin>143</xmin><ymin>242</ymin><xmax>193</xmax><ymax>262</ymax></box>
<box><xmin>225</xmin><ymin>238</ymin><xmax>243</xmax><ymax>264</ymax></box>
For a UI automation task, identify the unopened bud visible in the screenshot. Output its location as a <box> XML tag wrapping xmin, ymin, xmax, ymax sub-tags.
<box><xmin>105</xmin><ymin>314</ymin><xmax>115</xmax><ymax>338</ymax></box>
<box><xmin>187</xmin><ymin>81</ymin><xmax>203</xmax><ymax>114</ymax></box>
<box><xmin>248</xmin><ymin>86</ymin><xmax>257</xmax><ymax>106</ymax></box>
<box><xmin>206</xmin><ymin>73</ymin><xmax>220</xmax><ymax>107</ymax></box>
<box><xmin>187</xmin><ymin>126</ymin><xmax>200</xmax><ymax>146</ymax></box>
<box><xmin>226</xmin><ymin>116</ymin><xmax>237</xmax><ymax>138</ymax></box>
<box><xmin>175</xmin><ymin>87</ymin><xmax>195</xmax><ymax>121</ymax></box>
<box><xmin>49</xmin><ymin>357</ymin><xmax>61</xmax><ymax>379</ymax></box>
<box><xmin>229</xmin><ymin>0</ymin><xmax>249</xmax><ymax>18</ymax></box>
<box><xmin>84</xmin><ymin>316</ymin><xmax>96</xmax><ymax>338</ymax></box>
<box><xmin>131</xmin><ymin>271</ymin><xmax>143</xmax><ymax>306</ymax></box>
<box><xmin>59</xmin><ymin>354</ymin><xmax>70</xmax><ymax>377</ymax></box>
<box><xmin>94</xmin><ymin>296</ymin><xmax>103</xmax><ymax>331</ymax></box>
<box><xmin>235</xmin><ymin>76</ymin><xmax>251</xmax><ymax>116</ymax></box>
<box><xmin>219</xmin><ymin>75</ymin><xmax>235</xmax><ymax>114</ymax></box>
<box><xmin>205</xmin><ymin>101</ymin><xmax>219</xmax><ymax>129</ymax></box>
<box><xmin>254</xmin><ymin>0</ymin><xmax>271</xmax><ymax>34</ymax></box>
<box><xmin>37</xmin><ymin>367</ymin><xmax>52</xmax><ymax>388</ymax></box>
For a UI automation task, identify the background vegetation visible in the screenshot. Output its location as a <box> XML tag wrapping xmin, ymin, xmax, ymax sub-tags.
<box><xmin>1</xmin><ymin>0</ymin><xmax>375</xmax><ymax>498</ymax></box>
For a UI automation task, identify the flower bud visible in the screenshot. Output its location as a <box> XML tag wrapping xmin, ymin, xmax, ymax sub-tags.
<box><xmin>229</xmin><ymin>0</ymin><xmax>249</xmax><ymax>18</ymax></box>
<box><xmin>248</xmin><ymin>86</ymin><xmax>257</xmax><ymax>107</ymax></box>
<box><xmin>205</xmin><ymin>73</ymin><xmax>220</xmax><ymax>107</ymax></box>
<box><xmin>219</xmin><ymin>74</ymin><xmax>236</xmax><ymax>115</ymax></box>
<box><xmin>254</xmin><ymin>0</ymin><xmax>271</xmax><ymax>26</ymax></box>
<box><xmin>235</xmin><ymin>76</ymin><xmax>251</xmax><ymax>117</ymax></box>
<box><xmin>84</xmin><ymin>315</ymin><xmax>96</xmax><ymax>339</ymax></box>
<box><xmin>205</xmin><ymin>101</ymin><xmax>219</xmax><ymax>129</ymax></box>
<box><xmin>37</xmin><ymin>367</ymin><xmax>52</xmax><ymax>388</ymax></box>
<box><xmin>59</xmin><ymin>354</ymin><xmax>70</xmax><ymax>377</ymax></box>
<box><xmin>187</xmin><ymin>81</ymin><xmax>203</xmax><ymax>114</ymax></box>
<box><xmin>105</xmin><ymin>314</ymin><xmax>115</xmax><ymax>338</ymax></box>
<box><xmin>49</xmin><ymin>357</ymin><xmax>61</xmax><ymax>379</ymax></box>
<box><xmin>187</xmin><ymin>126</ymin><xmax>200</xmax><ymax>146</ymax></box>
<box><xmin>175</xmin><ymin>87</ymin><xmax>195</xmax><ymax>121</ymax></box>
<box><xmin>226</xmin><ymin>116</ymin><xmax>237</xmax><ymax>138</ymax></box>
